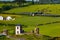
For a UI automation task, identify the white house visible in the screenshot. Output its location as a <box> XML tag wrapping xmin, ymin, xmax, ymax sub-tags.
<box><xmin>6</xmin><ymin>16</ymin><xmax>12</xmax><ymax>20</ymax></box>
<box><xmin>32</xmin><ymin>13</ymin><xmax>35</xmax><ymax>16</ymax></box>
<box><xmin>15</xmin><ymin>24</ymin><xmax>23</xmax><ymax>35</ymax></box>
<box><xmin>0</xmin><ymin>16</ymin><xmax>3</xmax><ymax>20</ymax></box>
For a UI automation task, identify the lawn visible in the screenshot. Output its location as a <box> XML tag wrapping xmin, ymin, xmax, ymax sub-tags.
<box><xmin>5</xmin><ymin>4</ymin><xmax>60</xmax><ymax>14</ymax></box>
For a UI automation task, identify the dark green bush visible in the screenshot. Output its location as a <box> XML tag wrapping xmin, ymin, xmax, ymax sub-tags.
<box><xmin>2</xmin><ymin>5</ymin><xmax>13</xmax><ymax>11</ymax></box>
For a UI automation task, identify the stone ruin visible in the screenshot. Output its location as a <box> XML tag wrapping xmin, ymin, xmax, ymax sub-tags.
<box><xmin>2</xmin><ymin>29</ymin><xmax>8</xmax><ymax>35</ymax></box>
<box><xmin>30</xmin><ymin>27</ymin><xmax>39</xmax><ymax>34</ymax></box>
<box><xmin>34</xmin><ymin>27</ymin><xmax>39</xmax><ymax>34</ymax></box>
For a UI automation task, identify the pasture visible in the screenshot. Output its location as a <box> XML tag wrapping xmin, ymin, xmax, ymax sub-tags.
<box><xmin>0</xmin><ymin>3</ymin><xmax>60</xmax><ymax>40</ymax></box>
<box><xmin>5</xmin><ymin>4</ymin><xmax>60</xmax><ymax>14</ymax></box>
<box><xmin>0</xmin><ymin>14</ymin><xmax>60</xmax><ymax>37</ymax></box>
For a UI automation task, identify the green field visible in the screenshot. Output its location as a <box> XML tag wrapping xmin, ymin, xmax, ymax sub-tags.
<box><xmin>4</xmin><ymin>4</ymin><xmax>60</xmax><ymax>14</ymax></box>
<box><xmin>0</xmin><ymin>4</ymin><xmax>60</xmax><ymax>40</ymax></box>
<box><xmin>0</xmin><ymin>14</ymin><xmax>60</xmax><ymax>37</ymax></box>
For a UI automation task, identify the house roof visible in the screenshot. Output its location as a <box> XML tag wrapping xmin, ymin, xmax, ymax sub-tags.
<box><xmin>16</xmin><ymin>24</ymin><xmax>21</xmax><ymax>26</ymax></box>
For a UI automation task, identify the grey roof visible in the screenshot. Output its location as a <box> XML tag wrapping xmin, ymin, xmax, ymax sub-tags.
<box><xmin>16</xmin><ymin>24</ymin><xmax>21</xmax><ymax>26</ymax></box>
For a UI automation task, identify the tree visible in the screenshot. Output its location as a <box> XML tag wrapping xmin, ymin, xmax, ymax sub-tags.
<box><xmin>0</xmin><ymin>8</ymin><xmax>2</xmax><ymax>13</ymax></box>
<box><xmin>15</xmin><ymin>0</ymin><xmax>26</xmax><ymax>4</ymax></box>
<box><xmin>32</xmin><ymin>0</ymin><xmax>34</xmax><ymax>4</ymax></box>
<box><xmin>39</xmin><ymin>0</ymin><xmax>42</xmax><ymax>4</ymax></box>
<box><xmin>15</xmin><ymin>0</ymin><xmax>26</xmax><ymax>7</ymax></box>
<box><xmin>2</xmin><ymin>5</ymin><xmax>13</xmax><ymax>11</ymax></box>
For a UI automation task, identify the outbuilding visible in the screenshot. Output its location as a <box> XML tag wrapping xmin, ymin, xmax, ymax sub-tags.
<box><xmin>6</xmin><ymin>16</ymin><xmax>12</xmax><ymax>20</ymax></box>
<box><xmin>0</xmin><ymin>16</ymin><xmax>3</xmax><ymax>20</ymax></box>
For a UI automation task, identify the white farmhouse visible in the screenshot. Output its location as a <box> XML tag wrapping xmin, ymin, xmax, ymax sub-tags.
<box><xmin>32</xmin><ymin>13</ymin><xmax>35</xmax><ymax>16</ymax></box>
<box><xmin>6</xmin><ymin>16</ymin><xmax>12</xmax><ymax>20</ymax></box>
<box><xmin>0</xmin><ymin>16</ymin><xmax>3</xmax><ymax>20</ymax></box>
<box><xmin>15</xmin><ymin>24</ymin><xmax>23</xmax><ymax>35</ymax></box>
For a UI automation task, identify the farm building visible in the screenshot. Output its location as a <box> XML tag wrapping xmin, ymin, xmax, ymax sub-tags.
<box><xmin>6</xmin><ymin>16</ymin><xmax>12</xmax><ymax>20</ymax></box>
<box><xmin>0</xmin><ymin>16</ymin><xmax>3</xmax><ymax>20</ymax></box>
<box><xmin>15</xmin><ymin>24</ymin><xmax>24</xmax><ymax>35</ymax></box>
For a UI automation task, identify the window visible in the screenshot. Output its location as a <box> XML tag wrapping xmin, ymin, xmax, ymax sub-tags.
<box><xmin>17</xmin><ymin>31</ymin><xmax>19</xmax><ymax>34</ymax></box>
<box><xmin>17</xmin><ymin>27</ymin><xmax>19</xmax><ymax>29</ymax></box>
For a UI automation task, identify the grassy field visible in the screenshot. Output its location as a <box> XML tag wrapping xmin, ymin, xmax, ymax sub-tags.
<box><xmin>4</xmin><ymin>4</ymin><xmax>60</xmax><ymax>14</ymax></box>
<box><xmin>0</xmin><ymin>14</ymin><xmax>60</xmax><ymax>37</ymax></box>
<box><xmin>0</xmin><ymin>14</ymin><xmax>60</xmax><ymax>26</ymax></box>
<box><xmin>0</xmin><ymin>4</ymin><xmax>60</xmax><ymax>39</ymax></box>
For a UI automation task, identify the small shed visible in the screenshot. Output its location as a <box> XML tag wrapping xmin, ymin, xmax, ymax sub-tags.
<box><xmin>6</xmin><ymin>16</ymin><xmax>12</xmax><ymax>20</ymax></box>
<box><xmin>0</xmin><ymin>16</ymin><xmax>3</xmax><ymax>20</ymax></box>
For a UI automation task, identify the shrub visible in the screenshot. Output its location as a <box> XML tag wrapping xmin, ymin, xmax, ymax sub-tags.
<box><xmin>2</xmin><ymin>5</ymin><xmax>13</xmax><ymax>11</ymax></box>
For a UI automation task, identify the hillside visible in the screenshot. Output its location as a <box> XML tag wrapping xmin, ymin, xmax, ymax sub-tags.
<box><xmin>5</xmin><ymin>4</ymin><xmax>60</xmax><ymax>14</ymax></box>
<box><xmin>0</xmin><ymin>4</ymin><xmax>60</xmax><ymax>40</ymax></box>
<box><xmin>0</xmin><ymin>14</ymin><xmax>60</xmax><ymax>37</ymax></box>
